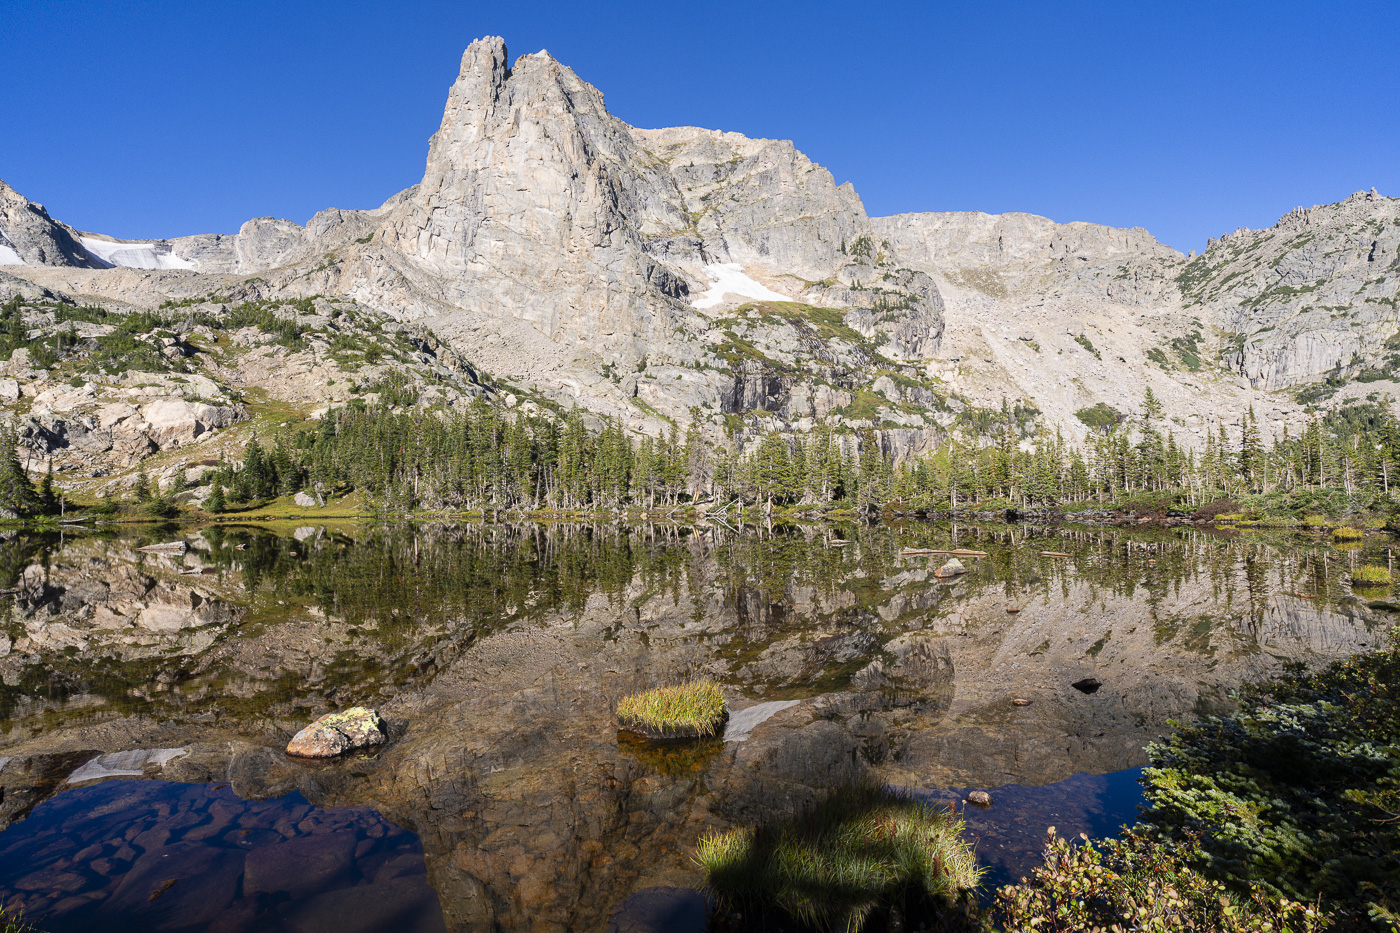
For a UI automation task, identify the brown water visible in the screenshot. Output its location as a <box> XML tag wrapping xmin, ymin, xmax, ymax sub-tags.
<box><xmin>0</xmin><ymin>521</ymin><xmax>1391</xmax><ymax>931</ymax></box>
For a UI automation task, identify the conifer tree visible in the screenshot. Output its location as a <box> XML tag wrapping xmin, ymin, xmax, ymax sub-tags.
<box><xmin>0</xmin><ymin>430</ymin><xmax>40</xmax><ymax>517</ymax></box>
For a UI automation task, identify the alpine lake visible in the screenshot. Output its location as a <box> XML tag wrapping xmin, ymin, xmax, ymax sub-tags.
<box><xmin>0</xmin><ymin>519</ymin><xmax>1392</xmax><ymax>932</ymax></box>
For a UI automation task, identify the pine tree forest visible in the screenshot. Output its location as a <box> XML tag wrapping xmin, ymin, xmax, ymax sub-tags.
<box><xmin>193</xmin><ymin>388</ymin><xmax>1400</xmax><ymax>518</ymax></box>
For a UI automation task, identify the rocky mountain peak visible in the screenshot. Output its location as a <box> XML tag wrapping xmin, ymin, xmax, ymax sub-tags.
<box><xmin>0</xmin><ymin>180</ymin><xmax>105</xmax><ymax>268</ymax></box>
<box><xmin>6</xmin><ymin>39</ymin><xmax>1395</xmax><ymax>458</ymax></box>
<box><xmin>363</xmin><ymin>36</ymin><xmax>691</xmax><ymax>347</ymax></box>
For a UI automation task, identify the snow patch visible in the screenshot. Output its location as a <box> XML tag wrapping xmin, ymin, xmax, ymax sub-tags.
<box><xmin>66</xmin><ymin>747</ymin><xmax>190</xmax><ymax>784</ymax></box>
<box><xmin>692</xmin><ymin>263</ymin><xmax>793</xmax><ymax>309</ymax></box>
<box><xmin>0</xmin><ymin>230</ymin><xmax>22</xmax><ymax>265</ymax></box>
<box><xmin>79</xmin><ymin>236</ymin><xmax>196</xmax><ymax>271</ymax></box>
<box><xmin>724</xmin><ymin>699</ymin><xmax>801</xmax><ymax>742</ymax></box>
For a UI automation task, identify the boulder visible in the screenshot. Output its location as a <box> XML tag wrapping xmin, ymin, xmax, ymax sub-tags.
<box><xmin>934</xmin><ymin>558</ymin><xmax>967</xmax><ymax>578</ymax></box>
<box><xmin>293</xmin><ymin>491</ymin><xmax>321</xmax><ymax>508</ymax></box>
<box><xmin>141</xmin><ymin>400</ymin><xmax>241</xmax><ymax>447</ymax></box>
<box><xmin>965</xmin><ymin>790</ymin><xmax>993</xmax><ymax>808</ymax></box>
<box><xmin>286</xmin><ymin>707</ymin><xmax>386</xmax><ymax>758</ymax></box>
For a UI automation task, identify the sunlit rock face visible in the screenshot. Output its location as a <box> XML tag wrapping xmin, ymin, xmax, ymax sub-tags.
<box><xmin>0</xmin><ymin>180</ymin><xmax>104</xmax><ymax>268</ymax></box>
<box><xmin>5</xmin><ymin>39</ymin><xmax>1397</xmax><ymax>452</ymax></box>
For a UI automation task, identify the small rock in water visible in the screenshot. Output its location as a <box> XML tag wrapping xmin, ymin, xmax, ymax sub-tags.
<box><xmin>965</xmin><ymin>790</ymin><xmax>993</xmax><ymax>808</ymax></box>
<box><xmin>934</xmin><ymin>558</ymin><xmax>967</xmax><ymax>578</ymax></box>
<box><xmin>1071</xmin><ymin>678</ymin><xmax>1103</xmax><ymax>695</ymax></box>
<box><xmin>286</xmin><ymin>707</ymin><xmax>386</xmax><ymax>758</ymax></box>
<box><xmin>1006</xmin><ymin>607</ymin><xmax>1021</xmax><ymax>614</ymax></box>
<box><xmin>1011</xmin><ymin>698</ymin><xmax>1032</xmax><ymax>707</ymax></box>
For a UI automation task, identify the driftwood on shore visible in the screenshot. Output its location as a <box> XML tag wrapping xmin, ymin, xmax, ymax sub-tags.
<box><xmin>1039</xmin><ymin>551</ymin><xmax>1072</xmax><ymax>558</ymax></box>
<box><xmin>137</xmin><ymin>541</ymin><xmax>188</xmax><ymax>554</ymax></box>
<box><xmin>901</xmin><ymin>547</ymin><xmax>988</xmax><ymax>558</ymax></box>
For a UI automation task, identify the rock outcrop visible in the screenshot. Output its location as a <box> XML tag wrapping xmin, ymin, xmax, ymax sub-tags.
<box><xmin>1180</xmin><ymin>188</ymin><xmax>1400</xmax><ymax>390</ymax></box>
<box><xmin>0</xmin><ymin>180</ymin><xmax>105</xmax><ymax>268</ymax></box>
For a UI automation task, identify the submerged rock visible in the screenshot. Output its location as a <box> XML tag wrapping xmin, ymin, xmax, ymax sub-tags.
<box><xmin>1071</xmin><ymin>678</ymin><xmax>1103</xmax><ymax>695</ymax></box>
<box><xmin>286</xmin><ymin>707</ymin><xmax>386</xmax><ymax>758</ymax></box>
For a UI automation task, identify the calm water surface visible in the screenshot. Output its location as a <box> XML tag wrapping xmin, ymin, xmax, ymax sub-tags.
<box><xmin>0</xmin><ymin>521</ymin><xmax>1391</xmax><ymax>931</ymax></box>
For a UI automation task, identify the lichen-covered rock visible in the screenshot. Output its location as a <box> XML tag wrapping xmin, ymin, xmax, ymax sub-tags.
<box><xmin>286</xmin><ymin>707</ymin><xmax>386</xmax><ymax>758</ymax></box>
<box><xmin>934</xmin><ymin>558</ymin><xmax>967</xmax><ymax>578</ymax></box>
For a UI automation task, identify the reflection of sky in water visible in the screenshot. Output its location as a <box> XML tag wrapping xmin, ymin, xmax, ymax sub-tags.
<box><xmin>917</xmin><ymin>768</ymin><xmax>1147</xmax><ymax>893</ymax></box>
<box><xmin>0</xmin><ymin>780</ymin><xmax>444</xmax><ymax>933</ymax></box>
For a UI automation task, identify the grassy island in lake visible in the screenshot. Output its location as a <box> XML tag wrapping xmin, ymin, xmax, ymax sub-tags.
<box><xmin>616</xmin><ymin>680</ymin><xmax>726</xmax><ymax>739</ymax></box>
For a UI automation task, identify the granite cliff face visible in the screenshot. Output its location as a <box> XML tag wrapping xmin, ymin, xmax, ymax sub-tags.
<box><xmin>1</xmin><ymin>36</ymin><xmax>1396</xmax><ymax>464</ymax></box>
<box><xmin>0</xmin><ymin>181</ymin><xmax>105</xmax><ymax>269</ymax></box>
<box><xmin>1180</xmin><ymin>188</ymin><xmax>1400</xmax><ymax>390</ymax></box>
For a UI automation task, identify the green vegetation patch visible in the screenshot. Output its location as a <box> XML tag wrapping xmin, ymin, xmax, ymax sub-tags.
<box><xmin>1171</xmin><ymin>330</ymin><xmax>1205</xmax><ymax>370</ymax></box>
<box><xmin>1074</xmin><ymin>402</ymin><xmax>1124</xmax><ymax>433</ymax></box>
<box><xmin>697</xmin><ymin>782</ymin><xmax>980</xmax><ymax>932</ymax></box>
<box><xmin>735</xmin><ymin>301</ymin><xmax>871</xmax><ymax>348</ymax></box>
<box><xmin>1139</xmin><ymin>636</ymin><xmax>1400</xmax><ymax>925</ymax></box>
<box><xmin>0</xmin><ymin>907</ymin><xmax>38</xmax><ymax>933</ymax></box>
<box><xmin>993</xmin><ymin>831</ymin><xmax>1323</xmax><ymax>933</ymax></box>
<box><xmin>1351</xmin><ymin>564</ymin><xmax>1392</xmax><ymax>586</ymax></box>
<box><xmin>1331</xmin><ymin>525</ymin><xmax>1365</xmax><ymax>541</ymax></box>
<box><xmin>616</xmin><ymin>680</ymin><xmax>726</xmax><ymax>738</ymax></box>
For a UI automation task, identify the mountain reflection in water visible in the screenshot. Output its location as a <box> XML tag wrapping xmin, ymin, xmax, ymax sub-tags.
<box><xmin>0</xmin><ymin>522</ymin><xmax>1389</xmax><ymax>931</ymax></box>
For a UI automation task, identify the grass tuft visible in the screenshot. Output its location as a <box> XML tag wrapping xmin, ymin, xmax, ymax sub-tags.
<box><xmin>696</xmin><ymin>782</ymin><xmax>981</xmax><ymax>932</ymax></box>
<box><xmin>0</xmin><ymin>908</ymin><xmax>37</xmax><ymax>933</ymax></box>
<box><xmin>1351</xmin><ymin>565</ymin><xmax>1392</xmax><ymax>586</ymax></box>
<box><xmin>616</xmin><ymin>680</ymin><xmax>726</xmax><ymax>738</ymax></box>
<box><xmin>1331</xmin><ymin>525</ymin><xmax>1365</xmax><ymax>541</ymax></box>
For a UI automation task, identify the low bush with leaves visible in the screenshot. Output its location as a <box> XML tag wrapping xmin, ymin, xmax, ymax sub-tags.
<box><xmin>993</xmin><ymin>830</ymin><xmax>1323</xmax><ymax>933</ymax></box>
<box><xmin>1139</xmin><ymin>637</ymin><xmax>1400</xmax><ymax>928</ymax></box>
<box><xmin>1352</xmin><ymin>565</ymin><xmax>1393</xmax><ymax>586</ymax></box>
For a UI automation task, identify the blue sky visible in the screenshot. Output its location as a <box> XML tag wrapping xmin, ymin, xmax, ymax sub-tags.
<box><xmin>3</xmin><ymin>1</ymin><xmax>1396</xmax><ymax>252</ymax></box>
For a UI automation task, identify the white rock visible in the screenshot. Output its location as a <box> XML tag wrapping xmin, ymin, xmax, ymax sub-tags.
<box><xmin>66</xmin><ymin>748</ymin><xmax>189</xmax><ymax>784</ymax></box>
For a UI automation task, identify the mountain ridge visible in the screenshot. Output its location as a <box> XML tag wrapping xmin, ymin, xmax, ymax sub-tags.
<box><xmin>1</xmin><ymin>36</ymin><xmax>1397</xmax><ymax>487</ymax></box>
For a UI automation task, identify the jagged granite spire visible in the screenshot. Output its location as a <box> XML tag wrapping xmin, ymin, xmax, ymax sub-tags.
<box><xmin>376</xmin><ymin>37</ymin><xmax>691</xmax><ymax>341</ymax></box>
